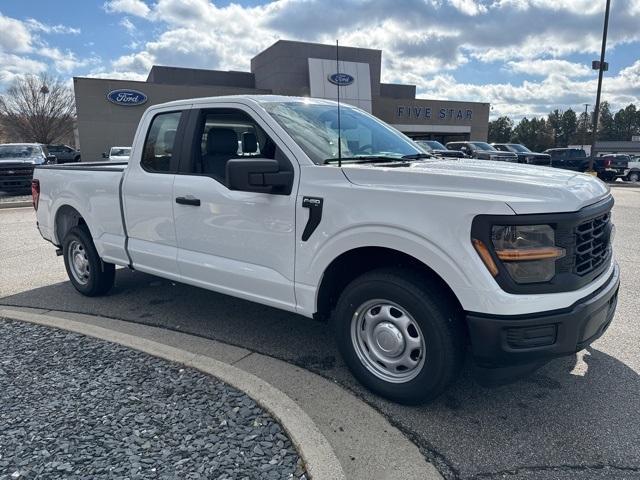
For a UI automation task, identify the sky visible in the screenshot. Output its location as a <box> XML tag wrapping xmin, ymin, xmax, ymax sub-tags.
<box><xmin>0</xmin><ymin>0</ymin><xmax>639</xmax><ymax>120</ymax></box>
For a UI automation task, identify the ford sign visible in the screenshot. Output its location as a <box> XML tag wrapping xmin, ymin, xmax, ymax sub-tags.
<box><xmin>328</xmin><ymin>73</ymin><xmax>355</xmax><ymax>86</ymax></box>
<box><xmin>107</xmin><ymin>89</ymin><xmax>148</xmax><ymax>106</ymax></box>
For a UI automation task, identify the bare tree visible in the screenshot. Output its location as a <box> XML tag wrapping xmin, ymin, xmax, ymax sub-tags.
<box><xmin>0</xmin><ymin>73</ymin><xmax>75</xmax><ymax>144</ymax></box>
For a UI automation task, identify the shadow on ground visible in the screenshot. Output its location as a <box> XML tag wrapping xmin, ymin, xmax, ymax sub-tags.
<box><xmin>2</xmin><ymin>269</ymin><xmax>639</xmax><ymax>479</ymax></box>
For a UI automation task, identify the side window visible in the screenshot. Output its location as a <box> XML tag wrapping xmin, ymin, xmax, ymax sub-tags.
<box><xmin>142</xmin><ymin>111</ymin><xmax>182</xmax><ymax>173</ymax></box>
<box><xmin>190</xmin><ymin>108</ymin><xmax>286</xmax><ymax>184</ymax></box>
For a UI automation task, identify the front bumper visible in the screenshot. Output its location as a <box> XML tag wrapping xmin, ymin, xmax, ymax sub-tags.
<box><xmin>467</xmin><ymin>263</ymin><xmax>619</xmax><ymax>371</ymax></box>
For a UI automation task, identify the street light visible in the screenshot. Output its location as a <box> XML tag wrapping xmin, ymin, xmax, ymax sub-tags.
<box><xmin>589</xmin><ymin>0</ymin><xmax>612</xmax><ymax>169</ymax></box>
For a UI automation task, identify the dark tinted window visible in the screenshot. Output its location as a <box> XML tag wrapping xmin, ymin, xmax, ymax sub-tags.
<box><xmin>190</xmin><ymin>108</ymin><xmax>282</xmax><ymax>183</ymax></box>
<box><xmin>142</xmin><ymin>111</ymin><xmax>182</xmax><ymax>173</ymax></box>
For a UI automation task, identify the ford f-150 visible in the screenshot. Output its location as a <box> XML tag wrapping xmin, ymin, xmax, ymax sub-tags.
<box><xmin>32</xmin><ymin>95</ymin><xmax>619</xmax><ymax>403</ymax></box>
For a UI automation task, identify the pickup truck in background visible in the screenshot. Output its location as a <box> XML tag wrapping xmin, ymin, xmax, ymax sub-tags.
<box><xmin>445</xmin><ymin>141</ymin><xmax>519</xmax><ymax>162</ymax></box>
<box><xmin>492</xmin><ymin>143</ymin><xmax>551</xmax><ymax>166</ymax></box>
<box><xmin>544</xmin><ymin>148</ymin><xmax>629</xmax><ymax>181</ymax></box>
<box><xmin>32</xmin><ymin>95</ymin><xmax>619</xmax><ymax>404</ymax></box>
<box><xmin>0</xmin><ymin>143</ymin><xmax>56</xmax><ymax>193</ymax></box>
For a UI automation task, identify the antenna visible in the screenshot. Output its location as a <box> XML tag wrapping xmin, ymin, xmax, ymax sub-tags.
<box><xmin>336</xmin><ymin>39</ymin><xmax>342</xmax><ymax>167</ymax></box>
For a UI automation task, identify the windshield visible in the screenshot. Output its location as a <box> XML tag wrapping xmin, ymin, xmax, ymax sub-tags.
<box><xmin>262</xmin><ymin>101</ymin><xmax>422</xmax><ymax>164</ymax></box>
<box><xmin>507</xmin><ymin>144</ymin><xmax>531</xmax><ymax>153</ymax></box>
<box><xmin>470</xmin><ymin>142</ymin><xmax>497</xmax><ymax>151</ymax></box>
<box><xmin>0</xmin><ymin>145</ymin><xmax>42</xmax><ymax>159</ymax></box>
<box><xmin>111</xmin><ymin>148</ymin><xmax>131</xmax><ymax>157</ymax></box>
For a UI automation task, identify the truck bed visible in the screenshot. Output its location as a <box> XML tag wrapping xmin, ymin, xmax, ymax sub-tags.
<box><xmin>34</xmin><ymin>162</ymin><xmax>129</xmax><ymax>266</ymax></box>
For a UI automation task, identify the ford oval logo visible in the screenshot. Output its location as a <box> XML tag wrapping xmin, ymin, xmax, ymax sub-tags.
<box><xmin>106</xmin><ymin>89</ymin><xmax>148</xmax><ymax>106</ymax></box>
<box><xmin>328</xmin><ymin>73</ymin><xmax>354</xmax><ymax>86</ymax></box>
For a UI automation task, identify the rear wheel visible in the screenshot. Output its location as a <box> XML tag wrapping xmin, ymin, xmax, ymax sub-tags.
<box><xmin>627</xmin><ymin>171</ymin><xmax>639</xmax><ymax>183</ymax></box>
<box><xmin>62</xmin><ymin>225</ymin><xmax>115</xmax><ymax>296</ymax></box>
<box><xmin>332</xmin><ymin>268</ymin><xmax>465</xmax><ymax>404</ymax></box>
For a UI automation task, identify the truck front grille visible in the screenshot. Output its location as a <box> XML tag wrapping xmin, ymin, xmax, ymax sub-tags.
<box><xmin>573</xmin><ymin>212</ymin><xmax>612</xmax><ymax>276</ymax></box>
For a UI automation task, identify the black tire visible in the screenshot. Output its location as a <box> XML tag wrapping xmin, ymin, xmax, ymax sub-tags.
<box><xmin>62</xmin><ymin>225</ymin><xmax>115</xmax><ymax>296</ymax></box>
<box><xmin>332</xmin><ymin>268</ymin><xmax>465</xmax><ymax>404</ymax></box>
<box><xmin>628</xmin><ymin>171</ymin><xmax>639</xmax><ymax>183</ymax></box>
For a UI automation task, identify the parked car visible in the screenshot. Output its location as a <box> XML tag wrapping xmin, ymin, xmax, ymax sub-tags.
<box><xmin>102</xmin><ymin>146</ymin><xmax>131</xmax><ymax>161</ymax></box>
<box><xmin>47</xmin><ymin>144</ymin><xmax>80</xmax><ymax>163</ymax></box>
<box><xmin>414</xmin><ymin>140</ymin><xmax>465</xmax><ymax>158</ymax></box>
<box><xmin>544</xmin><ymin>148</ymin><xmax>628</xmax><ymax>181</ymax></box>
<box><xmin>32</xmin><ymin>95</ymin><xmax>619</xmax><ymax>404</ymax></box>
<box><xmin>446</xmin><ymin>141</ymin><xmax>518</xmax><ymax>162</ymax></box>
<box><xmin>594</xmin><ymin>154</ymin><xmax>631</xmax><ymax>182</ymax></box>
<box><xmin>544</xmin><ymin>148</ymin><xmax>590</xmax><ymax>172</ymax></box>
<box><xmin>492</xmin><ymin>143</ymin><xmax>551</xmax><ymax>166</ymax></box>
<box><xmin>624</xmin><ymin>157</ymin><xmax>640</xmax><ymax>182</ymax></box>
<box><xmin>0</xmin><ymin>143</ymin><xmax>55</xmax><ymax>194</ymax></box>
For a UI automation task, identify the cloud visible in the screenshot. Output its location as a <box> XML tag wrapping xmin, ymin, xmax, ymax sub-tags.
<box><xmin>25</xmin><ymin>18</ymin><xmax>81</xmax><ymax>35</ymax></box>
<box><xmin>0</xmin><ymin>13</ymin><xmax>33</xmax><ymax>53</ymax></box>
<box><xmin>505</xmin><ymin>59</ymin><xmax>592</xmax><ymax>78</ymax></box>
<box><xmin>103</xmin><ymin>0</ymin><xmax>151</xmax><ymax>18</ymax></box>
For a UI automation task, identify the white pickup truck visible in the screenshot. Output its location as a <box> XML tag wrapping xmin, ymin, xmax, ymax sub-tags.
<box><xmin>32</xmin><ymin>95</ymin><xmax>619</xmax><ymax>403</ymax></box>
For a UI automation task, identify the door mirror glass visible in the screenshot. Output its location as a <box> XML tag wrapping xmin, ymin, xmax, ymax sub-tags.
<box><xmin>227</xmin><ymin>158</ymin><xmax>293</xmax><ymax>195</ymax></box>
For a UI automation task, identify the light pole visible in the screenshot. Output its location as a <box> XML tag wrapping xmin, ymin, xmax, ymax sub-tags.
<box><xmin>589</xmin><ymin>0</ymin><xmax>611</xmax><ymax>169</ymax></box>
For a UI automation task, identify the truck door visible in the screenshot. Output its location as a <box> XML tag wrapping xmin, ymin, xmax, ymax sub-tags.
<box><xmin>122</xmin><ymin>109</ymin><xmax>186</xmax><ymax>280</ymax></box>
<box><xmin>172</xmin><ymin>105</ymin><xmax>299</xmax><ymax>311</ymax></box>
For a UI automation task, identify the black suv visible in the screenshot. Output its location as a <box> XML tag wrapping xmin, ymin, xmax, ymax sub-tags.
<box><xmin>46</xmin><ymin>144</ymin><xmax>80</xmax><ymax>164</ymax></box>
<box><xmin>446</xmin><ymin>141</ymin><xmax>518</xmax><ymax>162</ymax></box>
<box><xmin>492</xmin><ymin>143</ymin><xmax>551</xmax><ymax>166</ymax></box>
<box><xmin>415</xmin><ymin>140</ymin><xmax>465</xmax><ymax>158</ymax></box>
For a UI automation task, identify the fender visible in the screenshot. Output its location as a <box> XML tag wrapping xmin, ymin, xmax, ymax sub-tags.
<box><xmin>294</xmin><ymin>224</ymin><xmax>480</xmax><ymax>317</ymax></box>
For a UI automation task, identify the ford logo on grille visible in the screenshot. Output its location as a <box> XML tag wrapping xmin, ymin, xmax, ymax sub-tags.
<box><xmin>107</xmin><ymin>89</ymin><xmax>148</xmax><ymax>106</ymax></box>
<box><xmin>328</xmin><ymin>73</ymin><xmax>354</xmax><ymax>86</ymax></box>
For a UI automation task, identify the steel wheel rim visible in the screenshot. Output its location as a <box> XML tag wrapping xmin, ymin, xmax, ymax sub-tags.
<box><xmin>350</xmin><ymin>299</ymin><xmax>426</xmax><ymax>383</ymax></box>
<box><xmin>630</xmin><ymin>173</ymin><xmax>639</xmax><ymax>183</ymax></box>
<box><xmin>68</xmin><ymin>240</ymin><xmax>90</xmax><ymax>285</ymax></box>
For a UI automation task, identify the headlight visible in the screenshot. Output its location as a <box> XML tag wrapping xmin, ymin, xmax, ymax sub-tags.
<box><xmin>490</xmin><ymin>225</ymin><xmax>565</xmax><ymax>284</ymax></box>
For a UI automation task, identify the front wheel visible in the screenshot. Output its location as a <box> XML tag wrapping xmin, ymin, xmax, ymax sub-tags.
<box><xmin>332</xmin><ymin>269</ymin><xmax>465</xmax><ymax>404</ymax></box>
<box><xmin>627</xmin><ymin>171</ymin><xmax>639</xmax><ymax>183</ymax></box>
<box><xmin>62</xmin><ymin>225</ymin><xmax>115</xmax><ymax>296</ymax></box>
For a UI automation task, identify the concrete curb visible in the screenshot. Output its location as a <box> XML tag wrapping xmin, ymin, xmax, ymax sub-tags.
<box><xmin>0</xmin><ymin>201</ymin><xmax>32</xmax><ymax>209</ymax></box>
<box><xmin>0</xmin><ymin>308</ymin><xmax>345</xmax><ymax>480</ymax></box>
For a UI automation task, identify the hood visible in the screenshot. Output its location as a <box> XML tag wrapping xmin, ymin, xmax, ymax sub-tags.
<box><xmin>0</xmin><ymin>158</ymin><xmax>40</xmax><ymax>165</ymax></box>
<box><xmin>341</xmin><ymin>158</ymin><xmax>610</xmax><ymax>214</ymax></box>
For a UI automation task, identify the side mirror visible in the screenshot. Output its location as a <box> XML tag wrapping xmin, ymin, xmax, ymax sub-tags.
<box><xmin>226</xmin><ymin>158</ymin><xmax>293</xmax><ymax>195</ymax></box>
<box><xmin>46</xmin><ymin>155</ymin><xmax>57</xmax><ymax>164</ymax></box>
<box><xmin>102</xmin><ymin>152</ymin><xmax>108</xmax><ymax>159</ymax></box>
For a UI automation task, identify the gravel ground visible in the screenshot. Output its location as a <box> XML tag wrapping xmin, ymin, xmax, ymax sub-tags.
<box><xmin>0</xmin><ymin>318</ymin><xmax>306</xmax><ymax>480</ymax></box>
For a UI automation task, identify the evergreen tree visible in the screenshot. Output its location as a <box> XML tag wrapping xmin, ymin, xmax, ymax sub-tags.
<box><xmin>488</xmin><ymin>116</ymin><xmax>514</xmax><ymax>143</ymax></box>
<box><xmin>560</xmin><ymin>109</ymin><xmax>578</xmax><ymax>146</ymax></box>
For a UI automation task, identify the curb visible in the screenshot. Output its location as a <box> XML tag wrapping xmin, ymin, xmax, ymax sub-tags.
<box><xmin>0</xmin><ymin>201</ymin><xmax>32</xmax><ymax>209</ymax></box>
<box><xmin>0</xmin><ymin>308</ymin><xmax>346</xmax><ymax>480</ymax></box>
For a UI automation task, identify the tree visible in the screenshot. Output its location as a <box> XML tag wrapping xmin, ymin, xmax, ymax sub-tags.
<box><xmin>547</xmin><ymin>109</ymin><xmax>562</xmax><ymax>147</ymax></box>
<box><xmin>560</xmin><ymin>109</ymin><xmax>577</xmax><ymax>146</ymax></box>
<box><xmin>597</xmin><ymin>101</ymin><xmax>616</xmax><ymax>141</ymax></box>
<box><xmin>613</xmin><ymin>104</ymin><xmax>639</xmax><ymax>140</ymax></box>
<box><xmin>576</xmin><ymin>110</ymin><xmax>592</xmax><ymax>148</ymax></box>
<box><xmin>0</xmin><ymin>73</ymin><xmax>75</xmax><ymax>144</ymax></box>
<box><xmin>488</xmin><ymin>116</ymin><xmax>514</xmax><ymax>143</ymax></box>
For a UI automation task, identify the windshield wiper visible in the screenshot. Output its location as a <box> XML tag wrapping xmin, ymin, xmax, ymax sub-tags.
<box><xmin>401</xmin><ymin>153</ymin><xmax>433</xmax><ymax>159</ymax></box>
<box><xmin>323</xmin><ymin>156</ymin><xmax>410</xmax><ymax>164</ymax></box>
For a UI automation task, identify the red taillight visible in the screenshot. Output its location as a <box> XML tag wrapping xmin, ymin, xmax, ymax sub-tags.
<box><xmin>31</xmin><ymin>179</ymin><xmax>40</xmax><ymax>211</ymax></box>
<box><xmin>604</xmin><ymin>159</ymin><xmax>612</xmax><ymax>167</ymax></box>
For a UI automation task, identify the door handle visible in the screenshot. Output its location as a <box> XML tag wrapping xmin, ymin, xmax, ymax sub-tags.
<box><xmin>175</xmin><ymin>196</ymin><xmax>201</xmax><ymax>206</ymax></box>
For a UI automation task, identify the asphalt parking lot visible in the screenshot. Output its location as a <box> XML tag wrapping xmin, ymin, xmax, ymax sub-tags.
<box><xmin>1</xmin><ymin>187</ymin><xmax>639</xmax><ymax>480</ymax></box>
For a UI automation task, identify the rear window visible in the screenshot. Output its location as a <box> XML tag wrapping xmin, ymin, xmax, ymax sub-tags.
<box><xmin>141</xmin><ymin>111</ymin><xmax>182</xmax><ymax>173</ymax></box>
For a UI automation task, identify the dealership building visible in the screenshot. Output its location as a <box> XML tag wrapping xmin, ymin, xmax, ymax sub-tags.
<box><xmin>74</xmin><ymin>40</ymin><xmax>490</xmax><ymax>161</ymax></box>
